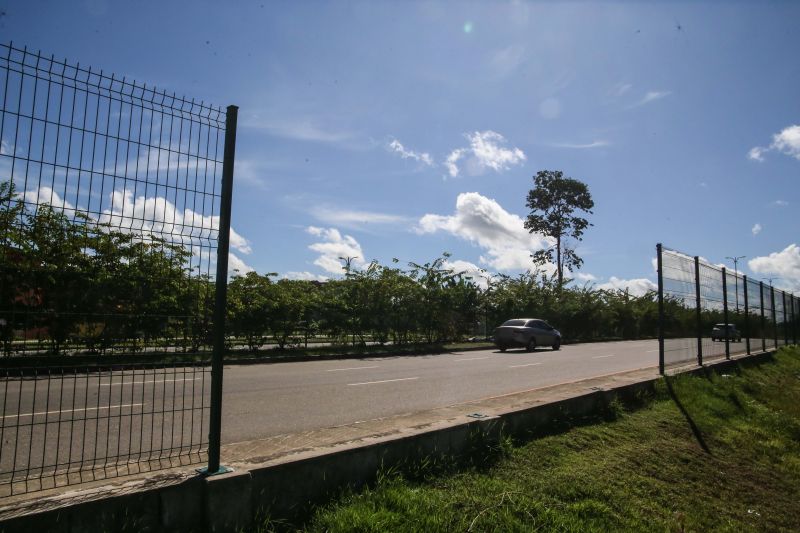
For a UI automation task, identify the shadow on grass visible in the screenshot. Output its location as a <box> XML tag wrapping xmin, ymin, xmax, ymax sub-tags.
<box><xmin>664</xmin><ymin>376</ymin><xmax>712</xmax><ymax>455</ymax></box>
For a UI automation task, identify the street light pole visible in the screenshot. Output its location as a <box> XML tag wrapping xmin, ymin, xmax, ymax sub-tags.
<box><xmin>726</xmin><ymin>255</ymin><xmax>745</xmax><ymax>312</ymax></box>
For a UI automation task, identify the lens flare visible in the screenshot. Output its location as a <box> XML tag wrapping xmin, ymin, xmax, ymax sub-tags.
<box><xmin>463</xmin><ymin>21</ymin><xmax>474</xmax><ymax>34</ymax></box>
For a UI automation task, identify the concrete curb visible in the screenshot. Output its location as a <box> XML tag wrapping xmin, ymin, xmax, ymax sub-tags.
<box><xmin>0</xmin><ymin>349</ymin><xmax>779</xmax><ymax>532</ymax></box>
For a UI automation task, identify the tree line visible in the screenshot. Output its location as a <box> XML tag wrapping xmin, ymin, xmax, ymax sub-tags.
<box><xmin>2</xmin><ymin>176</ymin><xmax>723</xmax><ymax>357</ymax></box>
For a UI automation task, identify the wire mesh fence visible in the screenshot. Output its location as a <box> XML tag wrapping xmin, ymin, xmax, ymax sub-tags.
<box><xmin>657</xmin><ymin>244</ymin><xmax>797</xmax><ymax>371</ymax></box>
<box><xmin>0</xmin><ymin>42</ymin><xmax>235</xmax><ymax>493</ymax></box>
<box><xmin>0</xmin><ymin>363</ymin><xmax>210</xmax><ymax>496</ymax></box>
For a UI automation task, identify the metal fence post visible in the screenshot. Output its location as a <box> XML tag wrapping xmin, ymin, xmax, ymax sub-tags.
<box><xmin>206</xmin><ymin>105</ymin><xmax>238</xmax><ymax>476</ymax></box>
<box><xmin>657</xmin><ymin>244</ymin><xmax>665</xmax><ymax>374</ymax></box>
<box><xmin>771</xmin><ymin>285</ymin><xmax>777</xmax><ymax>350</ymax></box>
<box><xmin>760</xmin><ymin>282</ymin><xmax>766</xmax><ymax>353</ymax></box>
<box><xmin>722</xmin><ymin>268</ymin><xmax>729</xmax><ymax>360</ymax></box>
<box><xmin>782</xmin><ymin>291</ymin><xmax>789</xmax><ymax>346</ymax></box>
<box><xmin>743</xmin><ymin>275</ymin><xmax>750</xmax><ymax>355</ymax></box>
<box><xmin>694</xmin><ymin>256</ymin><xmax>702</xmax><ymax>365</ymax></box>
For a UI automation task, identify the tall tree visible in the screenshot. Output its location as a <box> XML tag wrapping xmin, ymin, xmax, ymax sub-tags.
<box><xmin>524</xmin><ymin>170</ymin><xmax>594</xmax><ymax>287</ymax></box>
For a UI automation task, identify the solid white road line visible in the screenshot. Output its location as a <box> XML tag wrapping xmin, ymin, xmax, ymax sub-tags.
<box><xmin>326</xmin><ymin>366</ymin><xmax>379</xmax><ymax>372</ymax></box>
<box><xmin>4</xmin><ymin>403</ymin><xmax>145</xmax><ymax>419</ymax></box>
<box><xmin>508</xmin><ymin>363</ymin><xmax>542</xmax><ymax>369</ymax></box>
<box><xmin>592</xmin><ymin>354</ymin><xmax>616</xmax><ymax>359</ymax></box>
<box><xmin>454</xmin><ymin>357</ymin><xmax>489</xmax><ymax>362</ymax></box>
<box><xmin>348</xmin><ymin>377</ymin><xmax>419</xmax><ymax>386</ymax></box>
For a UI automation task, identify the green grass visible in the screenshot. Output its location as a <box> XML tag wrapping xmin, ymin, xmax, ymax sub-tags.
<box><xmin>256</xmin><ymin>346</ymin><xmax>800</xmax><ymax>532</ymax></box>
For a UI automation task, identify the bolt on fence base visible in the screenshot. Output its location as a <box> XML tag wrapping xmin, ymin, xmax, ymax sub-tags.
<box><xmin>197</xmin><ymin>465</ymin><xmax>234</xmax><ymax>476</ymax></box>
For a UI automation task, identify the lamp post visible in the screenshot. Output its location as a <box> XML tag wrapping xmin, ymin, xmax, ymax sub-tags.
<box><xmin>726</xmin><ymin>255</ymin><xmax>745</xmax><ymax>312</ymax></box>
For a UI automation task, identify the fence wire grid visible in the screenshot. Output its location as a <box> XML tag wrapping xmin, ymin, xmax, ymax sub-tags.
<box><xmin>0</xmin><ymin>42</ymin><xmax>233</xmax><ymax>495</ymax></box>
<box><xmin>658</xmin><ymin>245</ymin><xmax>798</xmax><ymax>371</ymax></box>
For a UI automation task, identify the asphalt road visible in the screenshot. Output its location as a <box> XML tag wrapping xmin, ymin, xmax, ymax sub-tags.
<box><xmin>219</xmin><ymin>339</ymin><xmax>663</xmax><ymax>444</ymax></box>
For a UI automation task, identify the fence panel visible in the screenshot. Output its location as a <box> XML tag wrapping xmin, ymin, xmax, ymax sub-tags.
<box><xmin>657</xmin><ymin>244</ymin><xmax>795</xmax><ymax>373</ymax></box>
<box><xmin>660</xmin><ymin>249</ymin><xmax>698</xmax><ymax>367</ymax></box>
<box><xmin>0</xmin><ymin>43</ymin><xmax>232</xmax><ymax>493</ymax></box>
<box><xmin>0</xmin><ymin>363</ymin><xmax>209</xmax><ymax>496</ymax></box>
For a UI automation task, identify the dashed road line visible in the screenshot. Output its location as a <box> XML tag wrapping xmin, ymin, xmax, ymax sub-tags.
<box><xmin>592</xmin><ymin>354</ymin><xmax>616</xmax><ymax>359</ymax></box>
<box><xmin>508</xmin><ymin>363</ymin><xmax>542</xmax><ymax>369</ymax></box>
<box><xmin>348</xmin><ymin>377</ymin><xmax>419</xmax><ymax>386</ymax></box>
<box><xmin>327</xmin><ymin>366</ymin><xmax>379</xmax><ymax>372</ymax></box>
<box><xmin>4</xmin><ymin>403</ymin><xmax>144</xmax><ymax>420</ymax></box>
<box><xmin>454</xmin><ymin>357</ymin><xmax>489</xmax><ymax>362</ymax></box>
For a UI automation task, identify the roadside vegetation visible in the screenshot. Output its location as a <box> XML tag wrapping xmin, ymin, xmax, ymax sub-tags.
<box><xmin>256</xmin><ymin>346</ymin><xmax>800</xmax><ymax>532</ymax></box>
<box><xmin>1</xmin><ymin>177</ymin><xmax>788</xmax><ymax>359</ymax></box>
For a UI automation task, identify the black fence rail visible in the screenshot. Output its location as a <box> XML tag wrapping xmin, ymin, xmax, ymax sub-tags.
<box><xmin>0</xmin><ymin>42</ymin><xmax>236</xmax><ymax>493</ymax></box>
<box><xmin>657</xmin><ymin>244</ymin><xmax>798</xmax><ymax>372</ymax></box>
<box><xmin>0</xmin><ymin>362</ymin><xmax>210</xmax><ymax>496</ymax></box>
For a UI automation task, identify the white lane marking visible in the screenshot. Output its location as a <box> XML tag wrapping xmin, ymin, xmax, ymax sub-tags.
<box><xmin>508</xmin><ymin>363</ymin><xmax>542</xmax><ymax>369</ymax></box>
<box><xmin>100</xmin><ymin>377</ymin><xmax>202</xmax><ymax>387</ymax></box>
<box><xmin>4</xmin><ymin>403</ymin><xmax>144</xmax><ymax>420</ymax></box>
<box><xmin>348</xmin><ymin>377</ymin><xmax>419</xmax><ymax>386</ymax></box>
<box><xmin>454</xmin><ymin>357</ymin><xmax>489</xmax><ymax>362</ymax></box>
<box><xmin>592</xmin><ymin>354</ymin><xmax>616</xmax><ymax>359</ymax></box>
<box><xmin>327</xmin><ymin>366</ymin><xmax>379</xmax><ymax>372</ymax></box>
<box><xmin>645</xmin><ymin>349</ymin><xmax>659</xmax><ymax>353</ymax></box>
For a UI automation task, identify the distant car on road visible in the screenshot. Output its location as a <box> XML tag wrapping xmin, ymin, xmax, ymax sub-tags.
<box><xmin>494</xmin><ymin>318</ymin><xmax>561</xmax><ymax>352</ymax></box>
<box><xmin>711</xmin><ymin>323</ymin><xmax>741</xmax><ymax>342</ymax></box>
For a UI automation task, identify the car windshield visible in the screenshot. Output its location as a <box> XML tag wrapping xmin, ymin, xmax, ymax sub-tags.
<box><xmin>502</xmin><ymin>320</ymin><xmax>527</xmax><ymax>327</ymax></box>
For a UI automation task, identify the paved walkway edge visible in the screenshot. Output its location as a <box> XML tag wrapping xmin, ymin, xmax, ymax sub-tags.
<box><xmin>0</xmin><ymin>350</ymin><xmax>776</xmax><ymax>532</ymax></box>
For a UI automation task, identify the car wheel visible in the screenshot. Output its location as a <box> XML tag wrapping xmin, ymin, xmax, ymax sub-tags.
<box><xmin>498</xmin><ymin>346</ymin><xmax>507</xmax><ymax>352</ymax></box>
<box><xmin>526</xmin><ymin>338</ymin><xmax>536</xmax><ymax>352</ymax></box>
<box><xmin>552</xmin><ymin>338</ymin><xmax>560</xmax><ymax>351</ymax></box>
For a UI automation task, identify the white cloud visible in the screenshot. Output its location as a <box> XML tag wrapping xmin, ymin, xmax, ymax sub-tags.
<box><xmin>748</xmin><ymin>244</ymin><xmax>800</xmax><ymax>292</ymax></box>
<box><xmin>443</xmin><ymin>259</ymin><xmax>489</xmax><ymax>289</ymax></box>
<box><xmin>773</xmin><ymin>200</ymin><xmax>789</xmax><ymax>207</ymax></box>
<box><xmin>597</xmin><ymin>277</ymin><xmax>657</xmax><ymax>296</ymax></box>
<box><xmin>573</xmin><ymin>272</ymin><xmax>597</xmax><ymax>282</ymax></box>
<box><xmin>614</xmin><ymin>83</ymin><xmax>632</xmax><ymax>96</ymax></box>
<box><xmin>628</xmin><ymin>90</ymin><xmax>671</xmax><ymax>109</ymax></box>
<box><xmin>748</xmin><ymin>147</ymin><xmax>765</xmax><ymax>162</ymax></box>
<box><xmin>98</xmin><ymin>188</ymin><xmax>252</xmax><ymax>255</ymax></box>
<box><xmin>21</xmin><ymin>186</ymin><xmax>75</xmax><ymax>215</ymax></box>
<box><xmin>242</xmin><ymin>113</ymin><xmax>354</xmax><ymax>144</ymax></box>
<box><xmin>445</xmin><ymin>148</ymin><xmax>466</xmax><ymax>178</ymax></box>
<box><xmin>772</xmin><ymin>125</ymin><xmax>800</xmax><ymax>159</ymax></box>
<box><xmin>752</xmin><ymin>223</ymin><xmax>762</xmax><ymax>236</ymax></box>
<box><xmin>228</xmin><ymin>252</ymin><xmax>254</xmax><ymax>277</ymax></box>
<box><xmin>416</xmin><ymin>192</ymin><xmax>550</xmax><ymax>271</ymax></box>
<box><xmin>311</xmin><ymin>206</ymin><xmax>411</xmax><ymax>229</ymax></box>
<box><xmin>306</xmin><ymin>226</ymin><xmax>366</xmax><ymax>275</ymax></box>
<box><xmin>387</xmin><ymin>139</ymin><xmax>434</xmax><ymax>166</ymax></box>
<box><xmin>548</xmin><ymin>140</ymin><xmax>611</xmax><ymax>149</ymax></box>
<box><xmin>283</xmin><ymin>271</ymin><xmax>329</xmax><ymax>282</ymax></box>
<box><xmin>749</xmin><ymin>125</ymin><xmax>800</xmax><ymax>162</ymax></box>
<box><xmin>445</xmin><ymin>131</ymin><xmax>526</xmax><ymax>178</ymax></box>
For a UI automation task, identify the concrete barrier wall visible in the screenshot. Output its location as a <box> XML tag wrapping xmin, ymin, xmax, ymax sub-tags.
<box><xmin>0</xmin><ymin>351</ymin><xmax>776</xmax><ymax>532</ymax></box>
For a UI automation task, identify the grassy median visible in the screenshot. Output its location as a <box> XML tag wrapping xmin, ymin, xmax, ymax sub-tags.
<box><xmin>257</xmin><ymin>346</ymin><xmax>800</xmax><ymax>532</ymax></box>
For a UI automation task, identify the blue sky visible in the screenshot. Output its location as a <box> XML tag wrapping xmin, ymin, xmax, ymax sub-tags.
<box><xmin>4</xmin><ymin>1</ymin><xmax>800</xmax><ymax>293</ymax></box>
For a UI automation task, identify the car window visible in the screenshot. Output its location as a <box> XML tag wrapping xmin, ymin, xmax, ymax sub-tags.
<box><xmin>502</xmin><ymin>320</ymin><xmax>527</xmax><ymax>327</ymax></box>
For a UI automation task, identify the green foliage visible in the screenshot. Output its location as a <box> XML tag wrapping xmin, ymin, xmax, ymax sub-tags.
<box><xmin>525</xmin><ymin>170</ymin><xmax>594</xmax><ymax>287</ymax></box>
<box><xmin>0</xmin><ymin>181</ymin><xmax>199</xmax><ymax>355</ymax></box>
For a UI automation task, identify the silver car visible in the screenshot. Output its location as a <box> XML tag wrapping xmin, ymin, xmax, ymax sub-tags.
<box><xmin>493</xmin><ymin>318</ymin><xmax>561</xmax><ymax>352</ymax></box>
